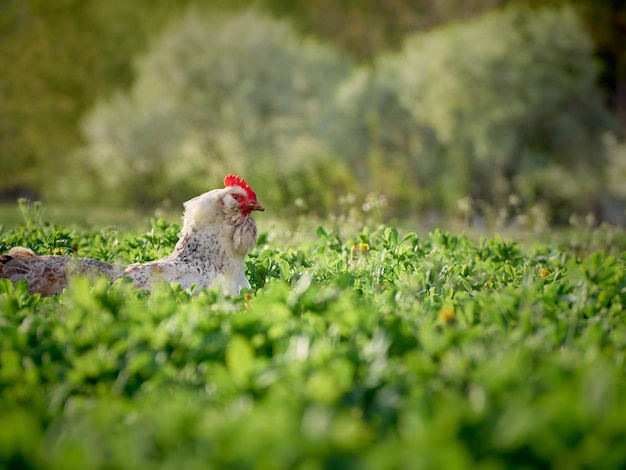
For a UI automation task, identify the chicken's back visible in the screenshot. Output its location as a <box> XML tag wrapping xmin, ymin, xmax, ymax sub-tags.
<box><xmin>1</xmin><ymin>248</ymin><xmax>71</xmax><ymax>295</ymax></box>
<box><xmin>124</xmin><ymin>256</ymin><xmax>220</xmax><ymax>291</ymax></box>
<box><xmin>1</xmin><ymin>246</ymin><xmax>123</xmax><ymax>296</ymax></box>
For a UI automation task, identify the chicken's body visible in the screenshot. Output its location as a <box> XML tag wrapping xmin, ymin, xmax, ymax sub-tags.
<box><xmin>0</xmin><ymin>247</ymin><xmax>124</xmax><ymax>296</ymax></box>
<box><xmin>0</xmin><ymin>175</ymin><xmax>263</xmax><ymax>296</ymax></box>
<box><xmin>125</xmin><ymin>184</ymin><xmax>260</xmax><ymax>294</ymax></box>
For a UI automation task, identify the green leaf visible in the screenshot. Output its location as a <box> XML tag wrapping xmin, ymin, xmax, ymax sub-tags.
<box><xmin>225</xmin><ymin>335</ymin><xmax>255</xmax><ymax>386</ymax></box>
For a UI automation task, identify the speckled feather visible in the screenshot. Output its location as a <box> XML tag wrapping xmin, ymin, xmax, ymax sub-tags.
<box><xmin>0</xmin><ymin>247</ymin><xmax>124</xmax><ymax>296</ymax></box>
<box><xmin>0</xmin><ymin>176</ymin><xmax>263</xmax><ymax>296</ymax></box>
<box><xmin>125</xmin><ymin>183</ymin><xmax>262</xmax><ymax>294</ymax></box>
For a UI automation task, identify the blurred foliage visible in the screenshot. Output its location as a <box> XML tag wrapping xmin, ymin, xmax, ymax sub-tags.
<box><xmin>258</xmin><ymin>0</ymin><xmax>626</xmax><ymax>114</ymax></box>
<box><xmin>329</xmin><ymin>7</ymin><xmax>614</xmax><ymax>221</ymax></box>
<box><xmin>1</xmin><ymin>208</ymin><xmax>626</xmax><ymax>467</ymax></box>
<box><xmin>604</xmin><ymin>135</ymin><xmax>626</xmax><ymax>200</ymax></box>
<box><xmin>1</xmin><ymin>0</ymin><xmax>625</xmax><ymax>225</ymax></box>
<box><xmin>255</xmin><ymin>0</ymin><xmax>506</xmax><ymax>62</ymax></box>
<box><xmin>0</xmin><ymin>0</ymin><xmax>189</xmax><ymax>192</ymax></box>
<box><xmin>520</xmin><ymin>0</ymin><xmax>626</xmax><ymax>116</ymax></box>
<box><xmin>77</xmin><ymin>10</ymin><xmax>353</xmax><ymax>211</ymax></box>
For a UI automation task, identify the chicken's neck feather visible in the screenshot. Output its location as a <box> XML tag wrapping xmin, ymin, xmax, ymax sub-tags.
<box><xmin>170</xmin><ymin>218</ymin><xmax>256</xmax><ymax>264</ymax></box>
<box><xmin>171</xmin><ymin>226</ymin><xmax>227</xmax><ymax>265</ymax></box>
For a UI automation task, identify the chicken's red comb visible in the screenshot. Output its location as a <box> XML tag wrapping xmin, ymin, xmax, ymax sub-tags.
<box><xmin>224</xmin><ymin>174</ymin><xmax>257</xmax><ymax>201</ymax></box>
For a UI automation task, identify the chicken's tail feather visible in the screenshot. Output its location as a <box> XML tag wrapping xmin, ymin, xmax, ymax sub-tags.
<box><xmin>8</xmin><ymin>247</ymin><xmax>37</xmax><ymax>257</ymax></box>
<box><xmin>0</xmin><ymin>254</ymin><xmax>12</xmax><ymax>279</ymax></box>
<box><xmin>1</xmin><ymin>247</ymin><xmax>37</xmax><ymax>278</ymax></box>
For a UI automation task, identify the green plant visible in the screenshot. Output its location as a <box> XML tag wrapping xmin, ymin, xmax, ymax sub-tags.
<box><xmin>1</xmin><ymin>210</ymin><xmax>625</xmax><ymax>468</ymax></box>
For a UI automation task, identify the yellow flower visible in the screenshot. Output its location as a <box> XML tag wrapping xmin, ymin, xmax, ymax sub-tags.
<box><xmin>350</xmin><ymin>242</ymin><xmax>370</xmax><ymax>267</ymax></box>
<box><xmin>540</xmin><ymin>267</ymin><xmax>550</xmax><ymax>279</ymax></box>
<box><xmin>438</xmin><ymin>307</ymin><xmax>455</xmax><ymax>325</ymax></box>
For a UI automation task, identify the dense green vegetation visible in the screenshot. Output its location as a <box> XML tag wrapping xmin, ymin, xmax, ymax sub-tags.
<box><xmin>1</xmin><ymin>203</ymin><xmax>625</xmax><ymax>468</ymax></box>
<box><xmin>2</xmin><ymin>1</ymin><xmax>625</xmax><ymax>466</ymax></box>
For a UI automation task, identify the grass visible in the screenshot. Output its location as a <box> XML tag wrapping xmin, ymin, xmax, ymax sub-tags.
<box><xmin>1</xmin><ymin>201</ymin><xmax>625</xmax><ymax>469</ymax></box>
<box><xmin>0</xmin><ymin>202</ymin><xmax>154</xmax><ymax>232</ymax></box>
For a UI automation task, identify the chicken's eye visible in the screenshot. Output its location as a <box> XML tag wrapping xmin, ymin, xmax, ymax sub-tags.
<box><xmin>232</xmin><ymin>194</ymin><xmax>240</xmax><ymax>201</ymax></box>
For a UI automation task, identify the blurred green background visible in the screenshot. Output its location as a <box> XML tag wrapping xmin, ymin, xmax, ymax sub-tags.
<box><xmin>1</xmin><ymin>0</ymin><xmax>625</xmax><ymax>229</ymax></box>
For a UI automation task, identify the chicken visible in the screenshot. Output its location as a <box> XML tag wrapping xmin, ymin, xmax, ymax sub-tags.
<box><xmin>125</xmin><ymin>174</ymin><xmax>264</xmax><ymax>294</ymax></box>
<box><xmin>0</xmin><ymin>175</ymin><xmax>264</xmax><ymax>296</ymax></box>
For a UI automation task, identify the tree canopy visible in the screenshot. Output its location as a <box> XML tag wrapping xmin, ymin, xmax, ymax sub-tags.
<box><xmin>1</xmin><ymin>0</ymin><xmax>624</xmax><ymax>224</ymax></box>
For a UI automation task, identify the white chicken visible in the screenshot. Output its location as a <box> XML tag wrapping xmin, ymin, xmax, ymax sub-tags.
<box><xmin>125</xmin><ymin>174</ymin><xmax>263</xmax><ymax>294</ymax></box>
<box><xmin>0</xmin><ymin>175</ymin><xmax>264</xmax><ymax>296</ymax></box>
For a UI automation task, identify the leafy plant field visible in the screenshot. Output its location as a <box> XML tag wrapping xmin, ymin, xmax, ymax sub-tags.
<box><xmin>1</xmin><ymin>205</ymin><xmax>626</xmax><ymax>469</ymax></box>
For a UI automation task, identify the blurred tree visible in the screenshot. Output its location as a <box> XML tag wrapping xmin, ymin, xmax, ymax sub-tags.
<box><xmin>255</xmin><ymin>0</ymin><xmax>507</xmax><ymax>61</ymax></box>
<box><xmin>327</xmin><ymin>7</ymin><xmax>615</xmax><ymax>222</ymax></box>
<box><xmin>1</xmin><ymin>0</ymin><xmax>624</xmax><ymax>219</ymax></box>
<box><xmin>0</xmin><ymin>0</ymin><xmax>234</xmax><ymax>199</ymax></box>
<box><xmin>258</xmin><ymin>0</ymin><xmax>625</xmax><ymax>133</ymax></box>
<box><xmin>79</xmin><ymin>10</ymin><xmax>353</xmax><ymax>212</ymax></box>
<box><xmin>604</xmin><ymin>135</ymin><xmax>626</xmax><ymax>200</ymax></box>
<box><xmin>516</xmin><ymin>0</ymin><xmax>626</xmax><ymax>121</ymax></box>
<box><xmin>328</xmin><ymin>65</ymin><xmax>435</xmax><ymax>213</ymax></box>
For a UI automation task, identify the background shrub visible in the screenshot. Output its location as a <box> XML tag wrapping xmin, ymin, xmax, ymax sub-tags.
<box><xmin>327</xmin><ymin>7</ymin><xmax>615</xmax><ymax>221</ymax></box>
<box><xmin>72</xmin><ymin>6</ymin><xmax>622</xmax><ymax>225</ymax></box>
<box><xmin>79</xmin><ymin>9</ymin><xmax>353</xmax><ymax>211</ymax></box>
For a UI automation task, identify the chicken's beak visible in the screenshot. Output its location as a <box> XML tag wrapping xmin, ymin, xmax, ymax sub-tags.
<box><xmin>249</xmin><ymin>201</ymin><xmax>264</xmax><ymax>212</ymax></box>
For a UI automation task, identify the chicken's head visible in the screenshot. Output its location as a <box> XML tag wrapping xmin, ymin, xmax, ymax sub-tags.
<box><xmin>223</xmin><ymin>175</ymin><xmax>264</xmax><ymax>217</ymax></box>
<box><xmin>181</xmin><ymin>175</ymin><xmax>263</xmax><ymax>232</ymax></box>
